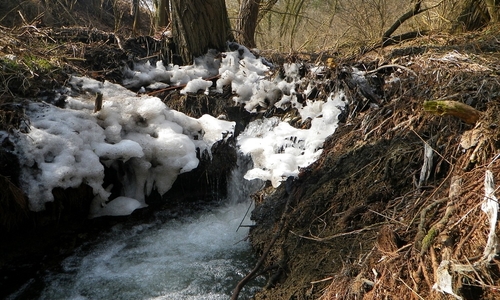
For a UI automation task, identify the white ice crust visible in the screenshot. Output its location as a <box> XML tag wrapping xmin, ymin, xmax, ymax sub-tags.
<box><xmin>11</xmin><ymin>76</ymin><xmax>234</xmax><ymax>217</ymax></box>
<box><xmin>8</xmin><ymin>43</ymin><xmax>347</xmax><ymax>216</ymax></box>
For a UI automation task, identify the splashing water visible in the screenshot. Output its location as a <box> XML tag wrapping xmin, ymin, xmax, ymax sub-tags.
<box><xmin>11</xmin><ymin>154</ymin><xmax>265</xmax><ymax>300</ymax></box>
<box><xmin>40</xmin><ymin>202</ymin><xmax>259</xmax><ymax>300</ymax></box>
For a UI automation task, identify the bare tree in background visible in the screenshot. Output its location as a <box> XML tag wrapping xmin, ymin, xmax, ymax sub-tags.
<box><xmin>171</xmin><ymin>0</ymin><xmax>233</xmax><ymax>64</ymax></box>
<box><xmin>258</xmin><ymin>0</ymin><xmax>279</xmax><ymax>22</ymax></box>
<box><xmin>131</xmin><ymin>0</ymin><xmax>140</xmax><ymax>35</ymax></box>
<box><xmin>235</xmin><ymin>0</ymin><xmax>261</xmax><ymax>48</ymax></box>
<box><xmin>448</xmin><ymin>0</ymin><xmax>499</xmax><ymax>31</ymax></box>
<box><xmin>485</xmin><ymin>0</ymin><xmax>499</xmax><ymax>22</ymax></box>
<box><xmin>155</xmin><ymin>0</ymin><xmax>169</xmax><ymax>29</ymax></box>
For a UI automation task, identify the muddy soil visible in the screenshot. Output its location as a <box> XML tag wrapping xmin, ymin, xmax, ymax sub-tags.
<box><xmin>1</xmin><ymin>23</ymin><xmax>500</xmax><ymax>300</ymax></box>
<box><xmin>247</xmin><ymin>28</ymin><xmax>500</xmax><ymax>299</ymax></box>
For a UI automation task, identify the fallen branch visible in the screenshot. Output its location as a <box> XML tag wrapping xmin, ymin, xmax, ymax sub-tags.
<box><xmin>423</xmin><ymin>100</ymin><xmax>482</xmax><ymax>125</ymax></box>
<box><xmin>147</xmin><ymin>74</ymin><xmax>221</xmax><ymax>96</ymax></box>
<box><xmin>365</xmin><ymin>64</ymin><xmax>418</xmax><ymax>77</ymax></box>
<box><xmin>414</xmin><ymin>197</ymin><xmax>447</xmax><ymax>252</ymax></box>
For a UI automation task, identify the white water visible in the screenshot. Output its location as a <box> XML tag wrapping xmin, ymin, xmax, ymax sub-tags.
<box><xmin>13</xmin><ymin>155</ymin><xmax>265</xmax><ymax>300</ymax></box>
<box><xmin>40</xmin><ymin>202</ymin><xmax>259</xmax><ymax>300</ymax></box>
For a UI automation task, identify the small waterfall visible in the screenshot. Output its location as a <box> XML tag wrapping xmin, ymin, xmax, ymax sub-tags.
<box><xmin>227</xmin><ymin>152</ymin><xmax>265</xmax><ymax>205</ymax></box>
<box><xmin>9</xmin><ymin>152</ymin><xmax>265</xmax><ymax>300</ymax></box>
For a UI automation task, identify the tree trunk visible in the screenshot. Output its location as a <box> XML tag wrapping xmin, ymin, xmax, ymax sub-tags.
<box><xmin>485</xmin><ymin>0</ymin><xmax>499</xmax><ymax>22</ymax></box>
<box><xmin>236</xmin><ymin>0</ymin><xmax>261</xmax><ymax>48</ymax></box>
<box><xmin>258</xmin><ymin>0</ymin><xmax>279</xmax><ymax>23</ymax></box>
<box><xmin>171</xmin><ymin>0</ymin><xmax>233</xmax><ymax>65</ymax></box>
<box><xmin>448</xmin><ymin>0</ymin><xmax>490</xmax><ymax>32</ymax></box>
<box><xmin>382</xmin><ymin>1</ymin><xmax>422</xmax><ymax>42</ymax></box>
<box><xmin>131</xmin><ymin>0</ymin><xmax>140</xmax><ymax>36</ymax></box>
<box><xmin>155</xmin><ymin>0</ymin><xmax>170</xmax><ymax>29</ymax></box>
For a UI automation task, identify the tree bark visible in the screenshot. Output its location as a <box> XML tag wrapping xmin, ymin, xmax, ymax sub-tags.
<box><xmin>257</xmin><ymin>0</ymin><xmax>279</xmax><ymax>23</ymax></box>
<box><xmin>236</xmin><ymin>0</ymin><xmax>261</xmax><ymax>48</ymax></box>
<box><xmin>171</xmin><ymin>0</ymin><xmax>233</xmax><ymax>65</ymax></box>
<box><xmin>131</xmin><ymin>0</ymin><xmax>140</xmax><ymax>36</ymax></box>
<box><xmin>155</xmin><ymin>0</ymin><xmax>170</xmax><ymax>29</ymax></box>
<box><xmin>448</xmin><ymin>0</ymin><xmax>491</xmax><ymax>32</ymax></box>
<box><xmin>485</xmin><ymin>0</ymin><xmax>499</xmax><ymax>22</ymax></box>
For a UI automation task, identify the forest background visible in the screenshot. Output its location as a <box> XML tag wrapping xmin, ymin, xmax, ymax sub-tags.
<box><xmin>1</xmin><ymin>1</ymin><xmax>500</xmax><ymax>299</ymax></box>
<box><xmin>1</xmin><ymin>0</ymin><xmax>498</xmax><ymax>57</ymax></box>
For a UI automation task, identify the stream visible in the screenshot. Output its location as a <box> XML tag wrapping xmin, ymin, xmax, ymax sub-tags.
<box><xmin>9</xmin><ymin>156</ymin><xmax>265</xmax><ymax>300</ymax></box>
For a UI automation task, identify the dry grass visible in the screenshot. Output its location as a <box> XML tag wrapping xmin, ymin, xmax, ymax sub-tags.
<box><xmin>245</xmin><ymin>0</ymin><xmax>443</xmax><ymax>52</ymax></box>
<box><xmin>0</xmin><ymin>0</ymin><xmax>153</xmax><ymax>35</ymax></box>
<box><xmin>315</xmin><ymin>27</ymin><xmax>500</xmax><ymax>300</ymax></box>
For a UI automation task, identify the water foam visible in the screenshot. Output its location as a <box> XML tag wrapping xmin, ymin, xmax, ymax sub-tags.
<box><xmin>39</xmin><ymin>201</ymin><xmax>260</xmax><ymax>300</ymax></box>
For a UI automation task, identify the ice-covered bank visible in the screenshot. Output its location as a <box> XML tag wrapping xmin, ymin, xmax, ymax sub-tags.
<box><xmin>3</xmin><ymin>43</ymin><xmax>347</xmax><ymax>218</ymax></box>
<box><xmin>8</xmin><ymin>77</ymin><xmax>235</xmax><ymax>217</ymax></box>
<box><xmin>122</xmin><ymin>43</ymin><xmax>347</xmax><ymax>188</ymax></box>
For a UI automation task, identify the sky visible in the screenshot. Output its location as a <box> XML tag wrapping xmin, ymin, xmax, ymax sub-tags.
<box><xmin>3</xmin><ymin>43</ymin><xmax>347</xmax><ymax>218</ymax></box>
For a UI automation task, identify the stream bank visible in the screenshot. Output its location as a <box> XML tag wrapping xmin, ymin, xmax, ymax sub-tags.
<box><xmin>1</xmin><ymin>24</ymin><xmax>500</xmax><ymax>300</ymax></box>
<box><xmin>247</xmin><ymin>28</ymin><xmax>500</xmax><ymax>299</ymax></box>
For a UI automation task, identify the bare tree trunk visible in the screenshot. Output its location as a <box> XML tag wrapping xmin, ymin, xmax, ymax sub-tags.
<box><xmin>131</xmin><ymin>0</ymin><xmax>140</xmax><ymax>36</ymax></box>
<box><xmin>381</xmin><ymin>1</ymin><xmax>442</xmax><ymax>47</ymax></box>
<box><xmin>485</xmin><ymin>0</ymin><xmax>499</xmax><ymax>22</ymax></box>
<box><xmin>155</xmin><ymin>0</ymin><xmax>170</xmax><ymax>29</ymax></box>
<box><xmin>236</xmin><ymin>0</ymin><xmax>261</xmax><ymax>48</ymax></box>
<box><xmin>258</xmin><ymin>0</ymin><xmax>279</xmax><ymax>22</ymax></box>
<box><xmin>448</xmin><ymin>0</ymin><xmax>490</xmax><ymax>32</ymax></box>
<box><xmin>171</xmin><ymin>0</ymin><xmax>233</xmax><ymax>65</ymax></box>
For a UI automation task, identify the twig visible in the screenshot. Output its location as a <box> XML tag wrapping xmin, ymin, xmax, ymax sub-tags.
<box><xmin>290</xmin><ymin>222</ymin><xmax>383</xmax><ymax>242</ymax></box>
<box><xmin>231</xmin><ymin>190</ymin><xmax>294</xmax><ymax>300</ymax></box>
<box><xmin>368</xmin><ymin>209</ymin><xmax>408</xmax><ymax>227</ymax></box>
<box><xmin>147</xmin><ymin>74</ymin><xmax>221</xmax><ymax>96</ymax></box>
<box><xmin>411</xmin><ymin>129</ymin><xmax>452</xmax><ymax>165</ymax></box>
<box><xmin>451</xmin><ymin>201</ymin><xmax>482</xmax><ymax>229</ymax></box>
<box><xmin>94</xmin><ymin>92</ymin><xmax>103</xmax><ymax>113</ymax></box>
<box><xmin>365</xmin><ymin>64</ymin><xmax>417</xmax><ymax>77</ymax></box>
<box><xmin>236</xmin><ymin>199</ymin><xmax>254</xmax><ymax>232</ymax></box>
<box><xmin>311</xmin><ymin>276</ymin><xmax>334</xmax><ymax>285</ymax></box>
<box><xmin>399</xmin><ymin>277</ymin><xmax>425</xmax><ymax>300</ymax></box>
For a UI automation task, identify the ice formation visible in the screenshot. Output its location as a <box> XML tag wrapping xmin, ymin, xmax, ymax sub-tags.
<box><xmin>122</xmin><ymin>43</ymin><xmax>347</xmax><ymax>188</ymax></box>
<box><xmin>6</xmin><ymin>43</ymin><xmax>348</xmax><ymax>216</ymax></box>
<box><xmin>10</xmin><ymin>76</ymin><xmax>234</xmax><ymax>217</ymax></box>
<box><xmin>238</xmin><ymin>92</ymin><xmax>346</xmax><ymax>187</ymax></box>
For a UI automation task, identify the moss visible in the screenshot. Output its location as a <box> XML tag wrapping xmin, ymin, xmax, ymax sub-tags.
<box><xmin>0</xmin><ymin>53</ymin><xmax>64</xmax><ymax>97</ymax></box>
<box><xmin>421</xmin><ymin>226</ymin><xmax>438</xmax><ymax>254</ymax></box>
<box><xmin>0</xmin><ymin>57</ymin><xmax>21</xmax><ymax>73</ymax></box>
<box><xmin>24</xmin><ymin>56</ymin><xmax>55</xmax><ymax>72</ymax></box>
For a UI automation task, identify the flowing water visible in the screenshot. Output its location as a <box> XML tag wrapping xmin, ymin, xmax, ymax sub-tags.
<box><xmin>10</xmin><ymin>156</ymin><xmax>265</xmax><ymax>300</ymax></box>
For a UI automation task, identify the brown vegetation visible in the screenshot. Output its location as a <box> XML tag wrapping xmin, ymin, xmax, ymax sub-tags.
<box><xmin>248</xmin><ymin>26</ymin><xmax>500</xmax><ymax>299</ymax></box>
<box><xmin>1</xmin><ymin>0</ymin><xmax>500</xmax><ymax>299</ymax></box>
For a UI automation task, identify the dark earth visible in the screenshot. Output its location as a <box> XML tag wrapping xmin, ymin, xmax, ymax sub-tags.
<box><xmin>2</xmin><ymin>21</ymin><xmax>500</xmax><ymax>300</ymax></box>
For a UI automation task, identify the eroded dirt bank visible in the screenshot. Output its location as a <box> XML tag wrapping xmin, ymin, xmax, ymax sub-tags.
<box><xmin>248</xmin><ymin>29</ymin><xmax>500</xmax><ymax>299</ymax></box>
<box><xmin>1</xmin><ymin>24</ymin><xmax>500</xmax><ymax>300</ymax></box>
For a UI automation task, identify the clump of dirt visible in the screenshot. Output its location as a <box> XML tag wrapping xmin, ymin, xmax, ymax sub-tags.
<box><xmin>247</xmin><ymin>26</ymin><xmax>500</xmax><ymax>300</ymax></box>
